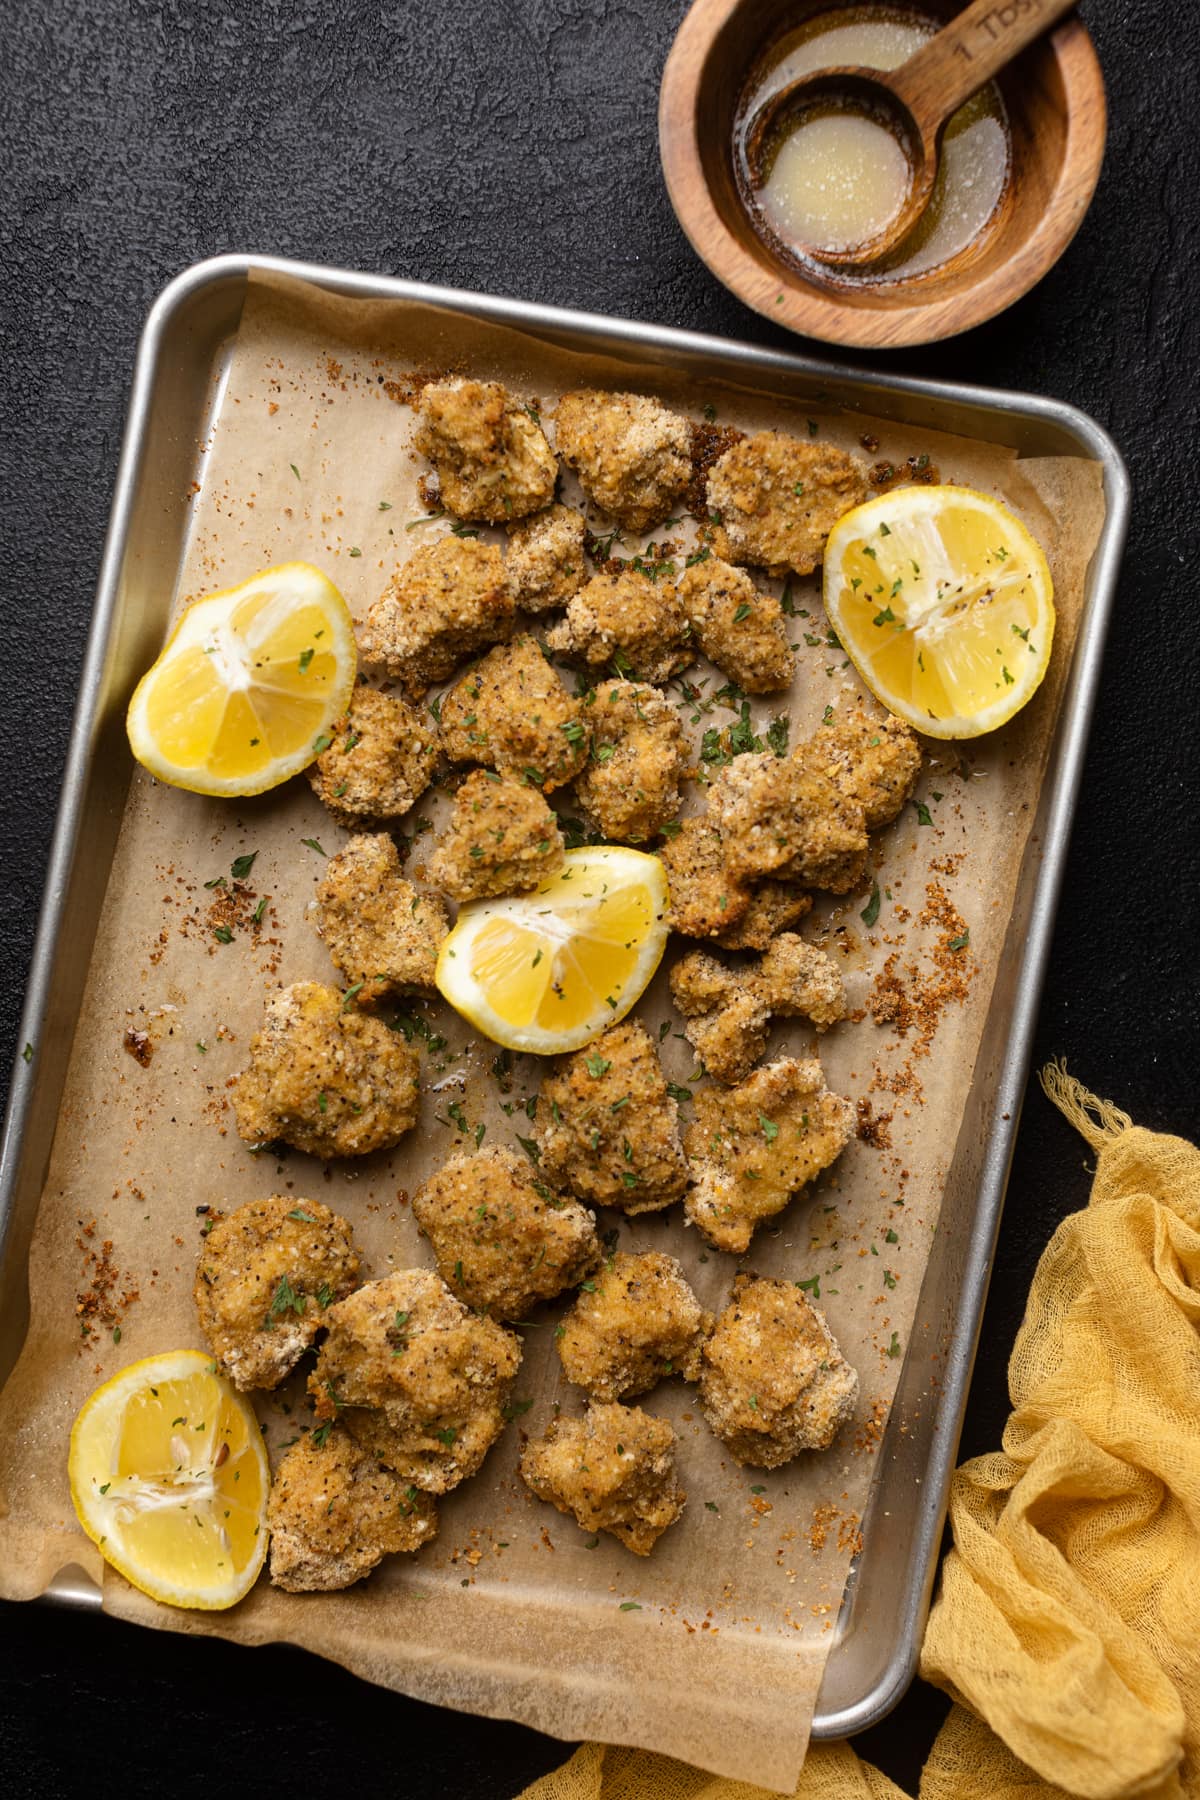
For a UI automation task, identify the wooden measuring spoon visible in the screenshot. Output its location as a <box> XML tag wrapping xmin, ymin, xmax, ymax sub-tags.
<box><xmin>743</xmin><ymin>0</ymin><xmax>1079</xmax><ymax>267</ymax></box>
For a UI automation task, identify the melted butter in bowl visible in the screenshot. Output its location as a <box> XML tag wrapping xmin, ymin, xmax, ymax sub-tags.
<box><xmin>736</xmin><ymin>4</ymin><xmax>1011</xmax><ymax>280</ymax></box>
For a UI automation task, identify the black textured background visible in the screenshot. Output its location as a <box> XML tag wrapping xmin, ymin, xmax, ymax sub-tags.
<box><xmin>2</xmin><ymin>2</ymin><xmax>1197</xmax><ymax>1794</ymax></box>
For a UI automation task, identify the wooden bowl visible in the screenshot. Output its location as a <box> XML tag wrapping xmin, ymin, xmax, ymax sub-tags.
<box><xmin>659</xmin><ymin>0</ymin><xmax>1106</xmax><ymax>348</ymax></box>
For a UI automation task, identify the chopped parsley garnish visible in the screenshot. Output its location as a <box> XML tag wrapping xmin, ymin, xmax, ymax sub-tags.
<box><xmin>230</xmin><ymin>852</ymin><xmax>257</xmax><ymax>880</ymax></box>
<box><xmin>265</xmin><ymin>1274</ymin><xmax>305</xmax><ymax>1326</ymax></box>
<box><xmin>861</xmin><ymin>883</ymin><xmax>881</xmax><ymax>928</ymax></box>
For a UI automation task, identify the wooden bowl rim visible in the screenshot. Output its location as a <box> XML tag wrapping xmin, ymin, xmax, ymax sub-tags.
<box><xmin>658</xmin><ymin>0</ymin><xmax>1107</xmax><ymax>348</ymax></box>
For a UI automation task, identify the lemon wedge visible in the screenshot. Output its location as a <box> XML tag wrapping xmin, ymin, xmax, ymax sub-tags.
<box><xmin>435</xmin><ymin>846</ymin><xmax>670</xmax><ymax>1053</ymax></box>
<box><xmin>823</xmin><ymin>485</ymin><xmax>1054</xmax><ymax>739</ymax></box>
<box><xmin>126</xmin><ymin>562</ymin><xmax>358</xmax><ymax>795</ymax></box>
<box><xmin>68</xmin><ymin>1350</ymin><xmax>270</xmax><ymax>1611</ymax></box>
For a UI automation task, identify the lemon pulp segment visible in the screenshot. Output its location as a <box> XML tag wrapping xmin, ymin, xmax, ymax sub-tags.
<box><xmin>68</xmin><ymin>1350</ymin><xmax>269</xmax><ymax>1610</ymax></box>
<box><xmin>468</xmin><ymin>880</ymin><xmax>659</xmax><ymax>1032</ymax></box>
<box><xmin>824</xmin><ymin>486</ymin><xmax>1054</xmax><ymax>739</ymax></box>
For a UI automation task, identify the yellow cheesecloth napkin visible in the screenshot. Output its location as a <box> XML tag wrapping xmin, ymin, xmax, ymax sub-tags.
<box><xmin>517</xmin><ymin>1068</ymin><xmax>1200</xmax><ymax>1800</ymax></box>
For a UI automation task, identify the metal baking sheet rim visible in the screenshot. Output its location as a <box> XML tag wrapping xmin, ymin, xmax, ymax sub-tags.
<box><xmin>0</xmin><ymin>252</ymin><xmax>1131</xmax><ymax>1741</ymax></box>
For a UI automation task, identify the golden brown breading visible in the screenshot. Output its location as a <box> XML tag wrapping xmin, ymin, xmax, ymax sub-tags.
<box><xmin>313</xmin><ymin>832</ymin><xmax>448</xmax><ymax>1005</ymax></box>
<box><xmin>267</xmin><ymin>1426</ymin><xmax>438</xmax><ymax>1592</ymax></box>
<box><xmin>425</xmin><ymin>769</ymin><xmax>565</xmax><ymax>902</ymax></box>
<box><xmin>707</xmin><ymin>754</ymin><xmax>868</xmax><ymax>892</ymax></box>
<box><xmin>557</xmin><ymin>1251</ymin><xmax>710</xmax><ymax>1402</ymax></box>
<box><xmin>573</xmin><ymin>679</ymin><xmax>687</xmax><ymax>843</ymax></box>
<box><xmin>415</xmin><ymin>377</ymin><xmax>557</xmax><ymax>523</ymax></box>
<box><xmin>545</xmin><ymin>570</ymin><xmax>693</xmax><ymax>684</ymax></box>
<box><xmin>233</xmin><ymin>982</ymin><xmax>421</xmax><ymax>1159</ymax></box>
<box><xmin>360</xmin><ymin>536</ymin><xmax>515</xmax><ymax>695</ymax></box>
<box><xmin>553</xmin><ymin>389</ymin><xmax>692</xmax><ymax>532</ymax></box>
<box><xmin>535</xmin><ymin>1019</ymin><xmax>690</xmax><ymax>1213</ymax></box>
<box><xmin>683</xmin><ymin>1056</ymin><xmax>855</xmax><ymax>1253</ymax></box>
<box><xmin>412</xmin><ymin>1147</ymin><xmax>600</xmax><ymax>1320</ymax></box>
<box><xmin>519</xmin><ymin>1400</ymin><xmax>685</xmax><ymax>1554</ymax></box>
<box><xmin>757</xmin><ymin>933</ymin><xmax>847</xmax><ymax>1030</ymax></box>
<box><xmin>671</xmin><ymin>935</ymin><xmax>847</xmax><ymax>1083</ymax></box>
<box><xmin>505</xmin><ymin>503</ymin><xmax>588</xmax><ymax>613</ymax></box>
<box><xmin>194</xmin><ymin>1196</ymin><xmax>361</xmax><ymax>1392</ymax></box>
<box><xmin>712</xmin><ymin>881</ymin><xmax>813</xmax><ymax>951</ymax></box>
<box><xmin>669</xmin><ymin>951</ymin><xmax>771</xmax><ymax>1084</ymax></box>
<box><xmin>307</xmin><ymin>685</ymin><xmax>440</xmax><ymax>827</ymax></box>
<box><xmin>439</xmin><ymin>636</ymin><xmax>588</xmax><ymax>790</ymax></box>
<box><xmin>657</xmin><ymin>816</ymin><xmax>754</xmax><ymax>939</ymax></box>
<box><xmin>798</xmin><ymin>708</ymin><xmax>922</xmax><ymax>830</ymax></box>
<box><xmin>706</xmin><ymin>432</ymin><xmax>868</xmax><ymax>579</ymax></box>
<box><xmin>310</xmin><ymin>1269</ymin><xmax>521</xmax><ymax>1493</ymax></box>
<box><xmin>699</xmin><ymin>1275</ymin><xmax>859</xmax><ymax>1466</ymax></box>
<box><xmin>677</xmin><ymin>555</ymin><xmax>793</xmax><ymax>693</ymax></box>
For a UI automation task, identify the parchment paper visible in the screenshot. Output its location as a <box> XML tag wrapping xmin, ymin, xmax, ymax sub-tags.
<box><xmin>0</xmin><ymin>270</ymin><xmax>1106</xmax><ymax>1792</ymax></box>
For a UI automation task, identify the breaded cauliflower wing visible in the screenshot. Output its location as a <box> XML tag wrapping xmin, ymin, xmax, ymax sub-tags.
<box><xmin>194</xmin><ymin>1195</ymin><xmax>361</xmax><ymax>1391</ymax></box>
<box><xmin>412</xmin><ymin>1147</ymin><xmax>600</xmax><ymax>1320</ymax></box>
<box><xmin>797</xmin><ymin>707</ymin><xmax>922</xmax><ymax>829</ymax></box>
<box><xmin>707</xmin><ymin>753</ymin><xmax>868</xmax><ymax>892</ymax></box>
<box><xmin>425</xmin><ymin>769</ymin><xmax>564</xmax><ymax>901</ymax></box>
<box><xmin>314</xmin><ymin>832</ymin><xmax>448</xmax><ymax>1005</ymax></box>
<box><xmin>360</xmin><ymin>536</ymin><xmax>514</xmax><ymax>695</ymax></box>
<box><xmin>545</xmin><ymin>569</ymin><xmax>693</xmax><ymax>684</ymax></box>
<box><xmin>699</xmin><ymin>1274</ymin><xmax>859</xmax><ymax>1465</ymax></box>
<box><xmin>268</xmin><ymin>1426</ymin><xmax>438</xmax><ymax>1592</ymax></box>
<box><xmin>439</xmin><ymin>636</ymin><xmax>589</xmax><ymax>791</ymax></box>
<box><xmin>505</xmin><ymin>503</ymin><xmax>589</xmax><ymax>613</ymax></box>
<box><xmin>677</xmin><ymin>554</ymin><xmax>793</xmax><ymax>692</ymax></box>
<box><xmin>670</xmin><ymin>935</ymin><xmax>847</xmax><ymax>1083</ymax></box>
<box><xmin>573</xmin><ymin>678</ymin><xmax>687</xmax><ymax>843</ymax></box>
<box><xmin>233</xmin><ymin>982</ymin><xmax>421</xmax><ymax>1159</ymax></box>
<box><xmin>669</xmin><ymin>952</ymin><xmax>771</xmax><ymax>1084</ymax></box>
<box><xmin>310</xmin><ymin>1269</ymin><xmax>521</xmax><ymax>1493</ymax></box>
<box><xmin>657</xmin><ymin>816</ymin><xmax>754</xmax><ymax>939</ymax></box>
<box><xmin>519</xmin><ymin>1400</ymin><xmax>685</xmax><ymax>1554</ymax></box>
<box><xmin>557</xmin><ymin>1251</ymin><xmax>710</xmax><ymax>1402</ymax></box>
<box><xmin>535</xmin><ymin>1019</ymin><xmax>690</xmax><ymax>1213</ymax></box>
<box><xmin>307</xmin><ymin>685</ymin><xmax>440</xmax><ymax>827</ymax></box>
<box><xmin>553</xmin><ymin>389</ymin><xmax>692</xmax><ymax>532</ymax></box>
<box><xmin>706</xmin><ymin>432</ymin><xmax>868</xmax><ymax>579</ymax></box>
<box><xmin>683</xmin><ymin>1056</ymin><xmax>855</xmax><ymax>1253</ymax></box>
<box><xmin>415</xmin><ymin>377</ymin><xmax>557</xmax><ymax>523</ymax></box>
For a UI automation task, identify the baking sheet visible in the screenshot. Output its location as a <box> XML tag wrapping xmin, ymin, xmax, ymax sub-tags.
<box><xmin>0</xmin><ymin>269</ymin><xmax>1105</xmax><ymax>1792</ymax></box>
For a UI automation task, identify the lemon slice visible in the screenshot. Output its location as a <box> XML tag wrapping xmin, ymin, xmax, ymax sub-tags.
<box><xmin>823</xmin><ymin>486</ymin><xmax>1054</xmax><ymax>739</ymax></box>
<box><xmin>435</xmin><ymin>847</ymin><xmax>670</xmax><ymax>1053</ymax></box>
<box><xmin>126</xmin><ymin>562</ymin><xmax>358</xmax><ymax>795</ymax></box>
<box><xmin>68</xmin><ymin>1349</ymin><xmax>270</xmax><ymax>1611</ymax></box>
